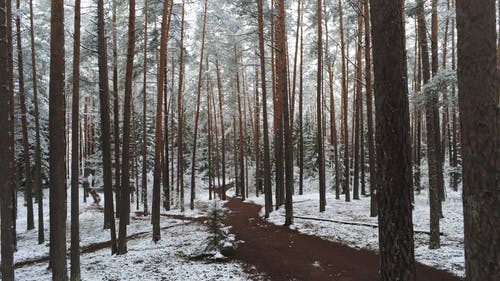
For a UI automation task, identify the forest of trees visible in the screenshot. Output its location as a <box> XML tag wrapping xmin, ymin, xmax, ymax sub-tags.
<box><xmin>0</xmin><ymin>0</ymin><xmax>499</xmax><ymax>280</ymax></box>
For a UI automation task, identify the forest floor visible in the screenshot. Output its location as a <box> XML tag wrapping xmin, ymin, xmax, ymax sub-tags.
<box><xmin>224</xmin><ymin>197</ymin><xmax>461</xmax><ymax>281</ymax></box>
<box><xmin>6</xmin><ymin>175</ymin><xmax>465</xmax><ymax>280</ymax></box>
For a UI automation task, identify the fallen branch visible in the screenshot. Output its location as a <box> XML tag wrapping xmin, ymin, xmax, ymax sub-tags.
<box><xmin>14</xmin><ymin>221</ymin><xmax>196</xmax><ymax>269</ymax></box>
<box><xmin>283</xmin><ymin>215</ymin><xmax>443</xmax><ymax>236</ymax></box>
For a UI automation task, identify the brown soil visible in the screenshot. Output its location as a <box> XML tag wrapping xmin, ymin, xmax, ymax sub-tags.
<box><xmin>224</xmin><ymin>197</ymin><xmax>462</xmax><ymax>281</ymax></box>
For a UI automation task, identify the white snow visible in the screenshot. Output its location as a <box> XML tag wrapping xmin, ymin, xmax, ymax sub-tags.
<box><xmin>7</xmin><ymin>187</ymin><xmax>260</xmax><ymax>281</ymax></box>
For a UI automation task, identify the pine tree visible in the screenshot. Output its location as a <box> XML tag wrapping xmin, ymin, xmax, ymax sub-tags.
<box><xmin>1</xmin><ymin>0</ymin><xmax>15</xmax><ymax>278</ymax></box>
<box><xmin>118</xmin><ymin>0</ymin><xmax>137</xmax><ymax>255</ymax></box>
<box><xmin>98</xmin><ymin>0</ymin><xmax>117</xmax><ymax>253</ymax></box>
<box><xmin>456</xmin><ymin>0</ymin><xmax>500</xmax><ymax>279</ymax></box>
<box><xmin>370</xmin><ymin>0</ymin><xmax>416</xmax><ymax>279</ymax></box>
<box><xmin>71</xmin><ymin>0</ymin><xmax>81</xmax><ymax>278</ymax></box>
<box><xmin>49</xmin><ymin>0</ymin><xmax>68</xmax><ymax>277</ymax></box>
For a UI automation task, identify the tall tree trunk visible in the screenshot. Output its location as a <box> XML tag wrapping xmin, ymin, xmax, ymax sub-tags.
<box><xmin>71</xmin><ymin>0</ymin><xmax>81</xmax><ymax>278</ymax></box>
<box><xmin>370</xmin><ymin>0</ymin><xmax>416</xmax><ymax>279</ymax></box>
<box><xmin>236</xmin><ymin>65</ymin><xmax>246</xmax><ymax>200</ymax></box>
<box><xmin>163</xmin><ymin>5</ymin><xmax>174</xmax><ymax>212</ymax></box>
<box><xmin>353</xmin><ymin>7</ymin><xmax>363</xmax><ymax>200</ymax></box>
<box><xmin>257</xmin><ymin>0</ymin><xmax>272</xmax><ymax>216</ymax></box>
<box><xmin>270</xmin><ymin>0</ymin><xmax>284</xmax><ymax>209</ymax></box>
<box><xmin>49</xmin><ymin>0</ymin><xmax>68</xmax><ymax>277</ymax></box>
<box><xmin>339</xmin><ymin>0</ymin><xmax>350</xmax><ymax>202</ymax></box>
<box><xmin>450</xmin><ymin>0</ymin><xmax>458</xmax><ymax>192</ymax></box>
<box><xmin>7</xmin><ymin>0</ymin><xmax>17</xmax><ymax>249</ymax></box>
<box><xmin>16</xmin><ymin>0</ymin><xmax>34</xmax><ymax>231</ymax></box>
<box><xmin>177</xmin><ymin>1</ymin><xmax>186</xmax><ymax>212</ymax></box>
<box><xmin>1</xmin><ymin>0</ymin><xmax>15</xmax><ymax>278</ymax></box>
<box><xmin>253</xmin><ymin>67</ymin><xmax>261</xmax><ymax>197</ymax></box>
<box><xmin>291</xmin><ymin>0</ymin><xmax>301</xmax><ymax>139</ymax></box>
<box><xmin>97</xmin><ymin>0</ymin><xmax>117</xmax><ymax>254</ymax></box>
<box><xmin>413</xmin><ymin>17</ymin><xmax>422</xmax><ymax>195</ymax></box>
<box><xmin>190</xmin><ymin>0</ymin><xmax>208</xmax><ymax>210</ymax></box>
<box><xmin>152</xmin><ymin>0</ymin><xmax>172</xmax><ymax>242</ymax></box>
<box><xmin>142</xmin><ymin>0</ymin><xmax>149</xmax><ymax>217</ymax></box>
<box><xmin>28</xmin><ymin>0</ymin><xmax>44</xmax><ymax>243</ymax></box>
<box><xmin>316</xmin><ymin>0</ymin><xmax>326</xmax><ymax>212</ymax></box>
<box><xmin>364</xmin><ymin>0</ymin><xmax>376</xmax><ymax>216</ymax></box>
<box><xmin>274</xmin><ymin>0</ymin><xmax>293</xmax><ymax>225</ymax></box>
<box><xmin>298</xmin><ymin>17</ymin><xmax>304</xmax><ymax>196</ymax></box>
<box><xmin>118</xmin><ymin>0</ymin><xmax>137</xmax><ymax>255</ymax></box>
<box><xmin>206</xmin><ymin>59</ymin><xmax>213</xmax><ymax>200</ymax></box>
<box><xmin>456</xmin><ymin>1</ymin><xmax>500</xmax><ymax>279</ymax></box>
<box><xmin>112</xmin><ymin>0</ymin><xmax>121</xmax><ymax>218</ymax></box>
<box><xmin>215</xmin><ymin>59</ymin><xmax>226</xmax><ymax>200</ymax></box>
<box><xmin>431</xmin><ymin>0</ymin><xmax>445</xmax><ymax>205</ymax></box>
<box><xmin>417</xmin><ymin>0</ymin><xmax>441</xmax><ymax>249</ymax></box>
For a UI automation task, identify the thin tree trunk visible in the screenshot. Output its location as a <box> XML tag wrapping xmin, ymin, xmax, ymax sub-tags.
<box><xmin>49</xmin><ymin>0</ymin><xmax>68</xmax><ymax>277</ymax></box>
<box><xmin>236</xmin><ymin>66</ymin><xmax>246</xmax><ymax>200</ymax></box>
<box><xmin>257</xmin><ymin>0</ymin><xmax>272</xmax><ymax>217</ymax></box>
<box><xmin>431</xmin><ymin>0</ymin><xmax>445</xmax><ymax>205</ymax></box>
<box><xmin>7</xmin><ymin>0</ymin><xmax>18</xmax><ymax>249</ymax></box>
<box><xmin>153</xmin><ymin>0</ymin><xmax>172</xmax><ymax>242</ymax></box>
<box><xmin>112</xmin><ymin>0</ymin><xmax>121</xmax><ymax>218</ymax></box>
<box><xmin>71</xmin><ymin>0</ymin><xmax>81</xmax><ymax>278</ymax></box>
<box><xmin>417</xmin><ymin>0</ymin><xmax>441</xmax><ymax>249</ymax></box>
<box><xmin>215</xmin><ymin>59</ymin><xmax>226</xmax><ymax>200</ymax></box>
<box><xmin>118</xmin><ymin>0</ymin><xmax>137</xmax><ymax>255</ymax></box>
<box><xmin>177</xmin><ymin>1</ymin><xmax>186</xmax><ymax>212</ymax></box>
<box><xmin>28</xmin><ymin>0</ymin><xmax>44</xmax><ymax>244</ymax></box>
<box><xmin>291</xmin><ymin>0</ymin><xmax>301</xmax><ymax>138</ymax></box>
<box><xmin>190</xmin><ymin>0</ymin><xmax>208</xmax><ymax>210</ymax></box>
<box><xmin>353</xmin><ymin>7</ymin><xmax>363</xmax><ymax>200</ymax></box>
<box><xmin>16</xmin><ymin>0</ymin><xmax>35</xmax><ymax>231</ymax></box>
<box><xmin>298</xmin><ymin>17</ymin><xmax>304</xmax><ymax>196</ymax></box>
<box><xmin>253</xmin><ymin>66</ymin><xmax>261</xmax><ymax>197</ymax></box>
<box><xmin>339</xmin><ymin>0</ymin><xmax>350</xmax><ymax>202</ymax></box>
<box><xmin>275</xmin><ymin>0</ymin><xmax>293</xmax><ymax>225</ymax></box>
<box><xmin>142</xmin><ymin>0</ymin><xmax>149</xmax><ymax>217</ymax></box>
<box><xmin>97</xmin><ymin>0</ymin><xmax>117</xmax><ymax>254</ymax></box>
<box><xmin>364</xmin><ymin>0</ymin><xmax>374</xmax><ymax>210</ymax></box>
<box><xmin>316</xmin><ymin>0</ymin><xmax>326</xmax><ymax>212</ymax></box>
<box><xmin>450</xmin><ymin>1</ymin><xmax>458</xmax><ymax>192</ymax></box>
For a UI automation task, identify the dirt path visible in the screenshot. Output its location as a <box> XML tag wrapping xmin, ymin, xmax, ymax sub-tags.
<box><xmin>224</xmin><ymin>197</ymin><xmax>461</xmax><ymax>281</ymax></box>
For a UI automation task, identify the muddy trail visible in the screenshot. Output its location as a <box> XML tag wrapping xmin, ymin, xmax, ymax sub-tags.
<box><xmin>224</xmin><ymin>197</ymin><xmax>461</xmax><ymax>281</ymax></box>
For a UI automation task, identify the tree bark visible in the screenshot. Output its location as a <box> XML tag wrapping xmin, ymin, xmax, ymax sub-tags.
<box><xmin>189</xmin><ymin>0</ymin><xmax>208</xmax><ymax>210</ymax></box>
<box><xmin>152</xmin><ymin>0</ymin><xmax>172</xmax><ymax>242</ymax></box>
<box><xmin>71</xmin><ymin>0</ymin><xmax>81</xmax><ymax>278</ymax></box>
<box><xmin>257</xmin><ymin>0</ymin><xmax>273</xmax><ymax>217</ymax></box>
<box><xmin>28</xmin><ymin>0</ymin><xmax>44</xmax><ymax>244</ymax></box>
<box><xmin>112</xmin><ymin>0</ymin><xmax>121</xmax><ymax>218</ymax></box>
<box><xmin>353</xmin><ymin>6</ymin><xmax>363</xmax><ymax>200</ymax></box>
<box><xmin>370</xmin><ymin>0</ymin><xmax>416</xmax><ymax>279</ymax></box>
<box><xmin>1</xmin><ymin>0</ymin><xmax>15</xmax><ymax>277</ymax></box>
<box><xmin>417</xmin><ymin>0</ymin><xmax>441</xmax><ymax>249</ymax></box>
<box><xmin>49</xmin><ymin>0</ymin><xmax>68</xmax><ymax>277</ymax></box>
<box><xmin>97</xmin><ymin>0</ymin><xmax>117</xmax><ymax>254</ymax></box>
<box><xmin>177</xmin><ymin>1</ymin><xmax>186</xmax><ymax>212</ymax></box>
<box><xmin>16</xmin><ymin>0</ymin><xmax>34</xmax><ymax>231</ymax></box>
<box><xmin>118</xmin><ymin>0</ymin><xmax>137</xmax><ymax>255</ymax></box>
<box><xmin>339</xmin><ymin>0</ymin><xmax>350</xmax><ymax>202</ymax></box>
<box><xmin>456</xmin><ymin>0</ymin><xmax>500</xmax><ymax>279</ymax></box>
<box><xmin>315</xmin><ymin>0</ymin><xmax>326</xmax><ymax>212</ymax></box>
<box><xmin>141</xmin><ymin>0</ymin><xmax>149</xmax><ymax>217</ymax></box>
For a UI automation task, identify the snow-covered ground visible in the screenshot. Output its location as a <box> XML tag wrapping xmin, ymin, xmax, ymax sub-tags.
<box><xmin>8</xmin><ymin>186</ymin><xmax>257</xmax><ymax>281</ymax></box>
<box><xmin>4</xmin><ymin>171</ymin><xmax>464</xmax><ymax>280</ymax></box>
<box><xmin>248</xmin><ymin>177</ymin><xmax>465</xmax><ymax>278</ymax></box>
